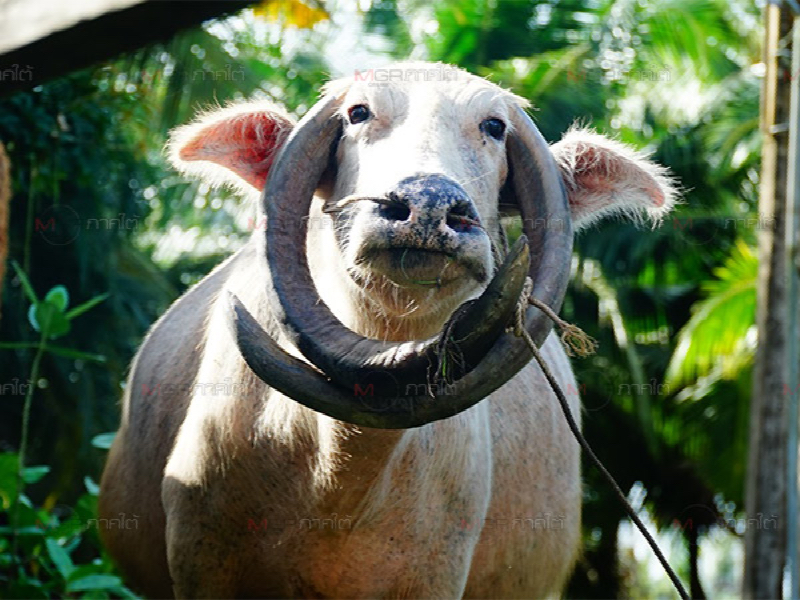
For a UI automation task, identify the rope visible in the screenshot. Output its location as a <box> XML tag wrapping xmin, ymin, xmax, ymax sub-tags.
<box><xmin>515</xmin><ymin>286</ymin><xmax>690</xmax><ymax>600</ymax></box>
<box><xmin>529</xmin><ymin>295</ymin><xmax>598</xmax><ymax>358</ymax></box>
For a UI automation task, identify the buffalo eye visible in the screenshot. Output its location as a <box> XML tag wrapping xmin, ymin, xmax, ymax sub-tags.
<box><xmin>348</xmin><ymin>104</ymin><xmax>371</xmax><ymax>125</ymax></box>
<box><xmin>480</xmin><ymin>118</ymin><xmax>506</xmax><ymax>140</ymax></box>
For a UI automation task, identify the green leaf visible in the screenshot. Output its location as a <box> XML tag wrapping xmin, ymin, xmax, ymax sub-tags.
<box><xmin>91</xmin><ymin>433</ymin><xmax>117</xmax><ymax>450</ymax></box>
<box><xmin>65</xmin><ymin>293</ymin><xmax>109</xmax><ymax>320</ymax></box>
<box><xmin>28</xmin><ymin>301</ymin><xmax>71</xmax><ymax>339</ymax></box>
<box><xmin>44</xmin><ymin>285</ymin><xmax>70</xmax><ymax>312</ymax></box>
<box><xmin>24</xmin><ymin>288</ymin><xmax>105</xmax><ymax>338</ymax></box>
<box><xmin>84</xmin><ymin>476</ymin><xmax>100</xmax><ymax>496</ymax></box>
<box><xmin>666</xmin><ymin>240</ymin><xmax>757</xmax><ymax>388</ymax></box>
<box><xmin>22</xmin><ymin>466</ymin><xmax>50</xmax><ymax>484</ymax></box>
<box><xmin>6</xmin><ymin>498</ymin><xmax>40</xmax><ymax>530</ymax></box>
<box><xmin>63</xmin><ymin>534</ymin><xmax>82</xmax><ymax>553</ymax></box>
<box><xmin>66</xmin><ymin>574</ymin><xmax>125</xmax><ymax>593</ymax></box>
<box><xmin>27</xmin><ymin>303</ymin><xmax>39</xmax><ymax>331</ymax></box>
<box><xmin>0</xmin><ymin>525</ymin><xmax>47</xmax><ymax>536</ymax></box>
<box><xmin>46</xmin><ymin>538</ymin><xmax>76</xmax><ymax>580</ymax></box>
<box><xmin>43</xmin><ymin>346</ymin><xmax>106</xmax><ymax>363</ymax></box>
<box><xmin>41</xmin><ymin>507</ymin><xmax>82</xmax><ymax>539</ymax></box>
<box><xmin>10</xmin><ymin>260</ymin><xmax>39</xmax><ymax>304</ymax></box>
<box><xmin>0</xmin><ymin>453</ymin><xmax>19</xmax><ymax>509</ymax></box>
<box><xmin>75</xmin><ymin>493</ymin><xmax>98</xmax><ymax>521</ymax></box>
<box><xmin>0</xmin><ymin>342</ymin><xmax>106</xmax><ymax>362</ymax></box>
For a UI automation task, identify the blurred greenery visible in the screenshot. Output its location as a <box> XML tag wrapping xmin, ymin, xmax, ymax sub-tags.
<box><xmin>0</xmin><ymin>268</ymin><xmax>129</xmax><ymax>597</ymax></box>
<box><xmin>0</xmin><ymin>0</ymin><xmax>764</xmax><ymax>596</ymax></box>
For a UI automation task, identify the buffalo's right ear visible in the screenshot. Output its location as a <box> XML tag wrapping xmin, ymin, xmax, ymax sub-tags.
<box><xmin>167</xmin><ymin>101</ymin><xmax>295</xmax><ymax>193</ymax></box>
<box><xmin>550</xmin><ymin>127</ymin><xmax>678</xmax><ymax>230</ymax></box>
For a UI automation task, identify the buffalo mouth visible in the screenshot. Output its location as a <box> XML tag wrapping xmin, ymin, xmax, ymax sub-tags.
<box><xmin>359</xmin><ymin>246</ymin><xmax>486</xmax><ymax>289</ymax></box>
<box><xmin>227</xmin><ymin>91</ymin><xmax>574</xmax><ymax>429</ymax></box>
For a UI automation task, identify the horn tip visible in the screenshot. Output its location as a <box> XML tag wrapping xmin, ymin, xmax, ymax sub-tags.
<box><xmin>224</xmin><ymin>290</ymin><xmax>252</xmax><ymax>342</ymax></box>
<box><xmin>507</xmin><ymin>234</ymin><xmax>530</xmax><ymax>267</ymax></box>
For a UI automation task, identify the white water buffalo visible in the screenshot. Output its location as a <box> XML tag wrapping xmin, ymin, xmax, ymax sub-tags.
<box><xmin>99</xmin><ymin>62</ymin><xmax>675</xmax><ymax>598</ymax></box>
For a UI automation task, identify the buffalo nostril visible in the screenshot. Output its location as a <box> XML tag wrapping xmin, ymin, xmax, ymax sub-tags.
<box><xmin>446</xmin><ymin>205</ymin><xmax>480</xmax><ymax>233</ymax></box>
<box><xmin>378</xmin><ymin>199</ymin><xmax>411</xmax><ymax>222</ymax></box>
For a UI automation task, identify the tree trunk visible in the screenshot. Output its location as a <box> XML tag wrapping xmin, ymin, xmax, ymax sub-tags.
<box><xmin>743</xmin><ymin>4</ymin><xmax>793</xmax><ymax>598</ymax></box>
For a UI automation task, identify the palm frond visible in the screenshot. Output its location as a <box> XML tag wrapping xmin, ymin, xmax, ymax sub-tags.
<box><xmin>665</xmin><ymin>239</ymin><xmax>757</xmax><ymax>388</ymax></box>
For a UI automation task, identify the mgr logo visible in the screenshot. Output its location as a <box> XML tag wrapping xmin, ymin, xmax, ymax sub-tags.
<box><xmin>354</xmin><ymin>370</ymin><xmax>438</xmax><ymax>414</ymax></box>
<box><xmin>35</xmin><ymin>205</ymin><xmax>81</xmax><ymax>245</ymax></box>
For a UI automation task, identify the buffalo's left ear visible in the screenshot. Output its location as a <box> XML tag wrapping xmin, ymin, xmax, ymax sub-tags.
<box><xmin>550</xmin><ymin>127</ymin><xmax>678</xmax><ymax>230</ymax></box>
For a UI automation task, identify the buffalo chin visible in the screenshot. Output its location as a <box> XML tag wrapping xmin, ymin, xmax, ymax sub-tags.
<box><xmin>352</xmin><ymin>249</ymin><xmax>484</xmax><ymax>325</ymax></box>
<box><xmin>371</xmin><ymin>248</ymin><xmax>459</xmax><ymax>287</ymax></box>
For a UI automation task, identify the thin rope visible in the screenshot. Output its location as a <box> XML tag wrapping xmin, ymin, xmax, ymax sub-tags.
<box><xmin>515</xmin><ymin>289</ymin><xmax>690</xmax><ymax>600</ymax></box>
<box><xmin>528</xmin><ymin>295</ymin><xmax>598</xmax><ymax>358</ymax></box>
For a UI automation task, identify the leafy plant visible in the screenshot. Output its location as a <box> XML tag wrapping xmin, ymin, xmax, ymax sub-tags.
<box><xmin>0</xmin><ymin>268</ymin><xmax>133</xmax><ymax>598</ymax></box>
<box><xmin>0</xmin><ymin>453</ymin><xmax>135</xmax><ymax>599</ymax></box>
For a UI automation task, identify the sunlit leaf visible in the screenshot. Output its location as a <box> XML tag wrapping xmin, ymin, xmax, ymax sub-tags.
<box><xmin>28</xmin><ymin>301</ymin><xmax>71</xmax><ymax>339</ymax></box>
<box><xmin>665</xmin><ymin>239</ymin><xmax>757</xmax><ymax>388</ymax></box>
<box><xmin>84</xmin><ymin>477</ymin><xmax>100</xmax><ymax>496</ymax></box>
<box><xmin>91</xmin><ymin>433</ymin><xmax>116</xmax><ymax>450</ymax></box>
<box><xmin>44</xmin><ymin>286</ymin><xmax>70</xmax><ymax>312</ymax></box>
<box><xmin>66</xmin><ymin>574</ymin><xmax>124</xmax><ymax>593</ymax></box>
<box><xmin>64</xmin><ymin>293</ymin><xmax>108</xmax><ymax>321</ymax></box>
<box><xmin>10</xmin><ymin>261</ymin><xmax>38</xmax><ymax>304</ymax></box>
<box><xmin>22</xmin><ymin>466</ymin><xmax>50</xmax><ymax>484</ymax></box>
<box><xmin>254</xmin><ymin>0</ymin><xmax>328</xmax><ymax>28</ymax></box>
<box><xmin>46</xmin><ymin>538</ymin><xmax>76</xmax><ymax>580</ymax></box>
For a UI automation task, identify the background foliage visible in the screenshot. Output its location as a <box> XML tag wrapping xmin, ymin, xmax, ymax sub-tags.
<box><xmin>0</xmin><ymin>0</ymin><xmax>763</xmax><ymax>596</ymax></box>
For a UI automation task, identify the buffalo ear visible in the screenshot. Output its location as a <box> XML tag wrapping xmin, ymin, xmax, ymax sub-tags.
<box><xmin>167</xmin><ymin>101</ymin><xmax>295</xmax><ymax>193</ymax></box>
<box><xmin>550</xmin><ymin>127</ymin><xmax>678</xmax><ymax>230</ymax></box>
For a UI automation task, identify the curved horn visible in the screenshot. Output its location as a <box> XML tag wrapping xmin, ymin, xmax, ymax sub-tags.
<box><xmin>505</xmin><ymin>105</ymin><xmax>573</xmax><ymax>346</ymax></box>
<box><xmin>230</xmin><ymin>99</ymin><xmax>572</xmax><ymax>428</ymax></box>
<box><xmin>252</xmin><ymin>95</ymin><xmax>534</xmax><ymax>394</ymax></box>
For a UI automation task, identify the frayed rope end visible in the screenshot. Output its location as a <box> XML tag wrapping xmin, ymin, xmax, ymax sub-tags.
<box><xmin>514</xmin><ymin>277</ymin><xmax>598</xmax><ymax>358</ymax></box>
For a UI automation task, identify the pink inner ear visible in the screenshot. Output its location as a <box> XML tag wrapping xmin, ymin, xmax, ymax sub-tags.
<box><xmin>643</xmin><ymin>183</ymin><xmax>665</xmax><ymax>207</ymax></box>
<box><xmin>574</xmin><ymin>172</ymin><xmax>614</xmax><ymax>194</ymax></box>
<box><xmin>570</xmin><ymin>144</ymin><xmax>664</xmax><ymax>209</ymax></box>
<box><xmin>567</xmin><ymin>146</ymin><xmax>615</xmax><ymax>212</ymax></box>
<box><xmin>179</xmin><ymin>113</ymin><xmax>287</xmax><ymax>189</ymax></box>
